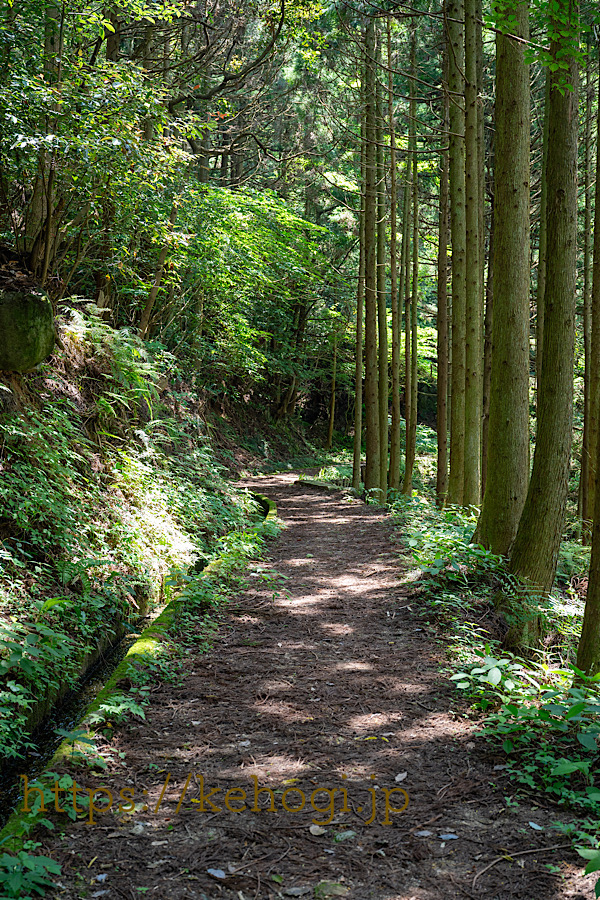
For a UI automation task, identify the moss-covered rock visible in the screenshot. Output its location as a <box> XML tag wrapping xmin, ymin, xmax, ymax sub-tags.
<box><xmin>0</xmin><ymin>291</ymin><xmax>55</xmax><ymax>372</ymax></box>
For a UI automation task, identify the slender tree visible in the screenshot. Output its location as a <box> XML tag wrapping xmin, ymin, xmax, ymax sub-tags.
<box><xmin>401</xmin><ymin>158</ymin><xmax>412</xmax><ymax>481</ymax></box>
<box><xmin>363</xmin><ymin>17</ymin><xmax>381</xmax><ymax>494</ymax></box>
<box><xmin>481</xmin><ymin>199</ymin><xmax>494</xmax><ymax>493</ymax></box>
<box><xmin>139</xmin><ymin>202</ymin><xmax>179</xmax><ymax>339</ymax></box>
<box><xmin>580</xmin><ymin>47</ymin><xmax>593</xmax><ymax>537</ymax></box>
<box><xmin>325</xmin><ymin>340</ymin><xmax>338</xmax><ymax>451</ymax></box>
<box><xmin>388</xmin><ymin>20</ymin><xmax>402</xmax><ymax>492</ymax></box>
<box><xmin>376</xmin><ymin>30</ymin><xmax>389</xmax><ymax>502</ymax></box>
<box><xmin>353</xmin><ymin>120</ymin><xmax>366</xmax><ymax>491</ymax></box>
<box><xmin>436</xmin><ymin>40</ymin><xmax>450</xmax><ymax>507</ymax></box>
<box><xmin>446</xmin><ymin>0</ymin><xmax>467</xmax><ymax>506</ymax></box>
<box><xmin>577</xmin><ymin>439</ymin><xmax>600</xmax><ymax>675</ymax></box>
<box><xmin>584</xmin><ymin>47</ymin><xmax>600</xmax><ymax>542</ymax></box>
<box><xmin>536</xmin><ymin>74</ymin><xmax>550</xmax><ymax>396</ymax></box>
<box><xmin>402</xmin><ymin>25</ymin><xmax>419</xmax><ymax>495</ymax></box>
<box><xmin>463</xmin><ymin>0</ymin><xmax>481</xmax><ymax>506</ymax></box>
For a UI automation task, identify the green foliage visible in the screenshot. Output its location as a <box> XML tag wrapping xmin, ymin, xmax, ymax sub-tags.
<box><xmin>393</xmin><ymin>494</ymin><xmax>503</xmax><ymax>582</ymax></box>
<box><xmin>450</xmin><ymin>646</ymin><xmax>532</xmax><ymax>708</ymax></box>
<box><xmin>0</xmin><ymin>310</ymin><xmax>258</xmax><ymax>760</ymax></box>
<box><xmin>87</xmin><ymin>692</ymin><xmax>147</xmax><ymax>727</ymax></box>
<box><xmin>395</xmin><ymin>466</ymin><xmax>600</xmax><ymax>892</ymax></box>
<box><xmin>484</xmin><ymin>676</ymin><xmax>600</xmax><ymax>813</ymax></box>
<box><xmin>0</xmin><ymin>621</ymin><xmax>75</xmax><ymax>759</ymax></box>
<box><xmin>0</xmin><ymin>846</ymin><xmax>61</xmax><ymax>899</ymax></box>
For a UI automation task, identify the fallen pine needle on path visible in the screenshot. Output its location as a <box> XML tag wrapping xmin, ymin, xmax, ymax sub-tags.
<box><xmin>38</xmin><ymin>474</ymin><xmax>596</xmax><ymax>900</ymax></box>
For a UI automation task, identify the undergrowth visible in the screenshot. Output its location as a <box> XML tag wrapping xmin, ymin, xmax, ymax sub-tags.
<box><xmin>0</xmin><ymin>511</ymin><xmax>282</xmax><ymax>894</ymax></box>
<box><xmin>391</xmin><ymin>491</ymin><xmax>600</xmax><ymax>893</ymax></box>
<box><xmin>0</xmin><ymin>307</ymin><xmax>258</xmax><ymax>762</ymax></box>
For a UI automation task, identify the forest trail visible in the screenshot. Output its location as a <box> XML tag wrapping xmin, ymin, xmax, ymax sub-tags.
<box><xmin>42</xmin><ymin>475</ymin><xmax>593</xmax><ymax>900</ymax></box>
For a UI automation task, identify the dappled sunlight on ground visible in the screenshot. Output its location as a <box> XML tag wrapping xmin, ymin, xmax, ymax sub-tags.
<box><xmin>38</xmin><ymin>473</ymin><xmax>597</xmax><ymax>900</ymax></box>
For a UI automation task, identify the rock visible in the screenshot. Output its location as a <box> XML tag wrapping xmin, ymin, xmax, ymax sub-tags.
<box><xmin>0</xmin><ymin>291</ymin><xmax>55</xmax><ymax>372</ymax></box>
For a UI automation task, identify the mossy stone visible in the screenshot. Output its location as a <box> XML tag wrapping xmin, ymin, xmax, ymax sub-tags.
<box><xmin>0</xmin><ymin>291</ymin><xmax>55</xmax><ymax>372</ymax></box>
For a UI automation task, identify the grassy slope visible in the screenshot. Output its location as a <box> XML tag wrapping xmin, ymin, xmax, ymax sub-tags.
<box><xmin>0</xmin><ymin>307</ymin><xmax>259</xmax><ymax>762</ymax></box>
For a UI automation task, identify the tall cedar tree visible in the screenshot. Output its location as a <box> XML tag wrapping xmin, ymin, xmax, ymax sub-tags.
<box><xmin>463</xmin><ymin>0</ymin><xmax>481</xmax><ymax>506</ymax></box>
<box><xmin>509</xmin><ymin>1</ymin><xmax>579</xmax><ymax>643</ymax></box>
<box><xmin>580</xmin><ymin>50</ymin><xmax>593</xmax><ymax>536</ymax></box>
<box><xmin>402</xmin><ymin>25</ymin><xmax>419</xmax><ymax>495</ymax></box>
<box><xmin>376</xmin><ymin>30</ymin><xmax>389</xmax><ymax>502</ymax></box>
<box><xmin>353</xmin><ymin>122</ymin><xmax>366</xmax><ymax>491</ymax></box>
<box><xmin>475</xmin><ymin>0</ymin><xmax>530</xmax><ymax>555</ymax></box>
<box><xmin>436</xmin><ymin>40</ymin><xmax>450</xmax><ymax>506</ymax></box>
<box><xmin>578</xmin><ymin>44</ymin><xmax>600</xmax><ymax>674</ymax></box>
<box><xmin>447</xmin><ymin>0</ymin><xmax>467</xmax><ymax>505</ymax></box>
<box><xmin>584</xmin><ymin>51</ymin><xmax>600</xmax><ymax>541</ymax></box>
<box><xmin>363</xmin><ymin>18</ymin><xmax>381</xmax><ymax>494</ymax></box>
<box><xmin>388</xmin><ymin>20</ymin><xmax>402</xmax><ymax>492</ymax></box>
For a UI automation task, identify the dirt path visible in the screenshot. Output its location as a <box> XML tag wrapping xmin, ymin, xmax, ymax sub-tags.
<box><xmin>41</xmin><ymin>475</ymin><xmax>594</xmax><ymax>900</ymax></box>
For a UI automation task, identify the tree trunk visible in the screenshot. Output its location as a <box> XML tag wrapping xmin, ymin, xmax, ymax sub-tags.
<box><xmin>476</xmin><ymin>0</ymin><xmax>486</xmax><ymax>452</ymax></box>
<box><xmin>481</xmin><ymin>197</ymin><xmax>494</xmax><ymax>495</ymax></box>
<box><xmin>363</xmin><ymin>17</ymin><xmax>381</xmax><ymax>495</ymax></box>
<box><xmin>582</xmin><ymin>50</ymin><xmax>597</xmax><ymax>541</ymax></box>
<box><xmin>401</xmin><ymin>160</ymin><xmax>411</xmax><ymax>484</ymax></box>
<box><xmin>436</xmin><ymin>40</ymin><xmax>450</xmax><ymax>507</ymax></box>
<box><xmin>475</xmin><ymin>1</ymin><xmax>530</xmax><ymax>556</ymax></box>
<box><xmin>585</xmin><ymin>52</ymin><xmax>600</xmax><ymax>546</ymax></box>
<box><xmin>376</xmin><ymin>31</ymin><xmax>388</xmax><ymax>503</ymax></box>
<box><xmin>388</xmin><ymin>20</ymin><xmax>402</xmax><ymax>493</ymax></box>
<box><xmin>325</xmin><ymin>342</ymin><xmax>337</xmax><ymax>451</ymax></box>
<box><xmin>447</xmin><ymin>0</ymin><xmax>467</xmax><ymax>506</ymax></box>
<box><xmin>536</xmin><ymin>74</ymin><xmax>550</xmax><ymax>400</ymax></box>
<box><xmin>463</xmin><ymin>0</ymin><xmax>481</xmax><ymax>506</ymax></box>
<box><xmin>509</xmin><ymin>4</ymin><xmax>579</xmax><ymax>638</ymax></box>
<box><xmin>139</xmin><ymin>202</ymin><xmax>178</xmax><ymax>339</ymax></box>
<box><xmin>353</xmin><ymin>110</ymin><xmax>366</xmax><ymax>491</ymax></box>
<box><xmin>577</xmin><ymin>447</ymin><xmax>600</xmax><ymax>675</ymax></box>
<box><xmin>403</xmin><ymin>28</ymin><xmax>419</xmax><ymax>496</ymax></box>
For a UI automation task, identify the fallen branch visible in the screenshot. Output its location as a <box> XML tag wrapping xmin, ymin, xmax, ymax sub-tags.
<box><xmin>472</xmin><ymin>843</ymin><xmax>572</xmax><ymax>889</ymax></box>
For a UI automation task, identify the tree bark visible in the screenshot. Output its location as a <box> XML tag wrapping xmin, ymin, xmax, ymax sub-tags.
<box><xmin>401</xmin><ymin>161</ymin><xmax>411</xmax><ymax>483</ymax></box>
<box><xmin>536</xmin><ymin>74</ymin><xmax>550</xmax><ymax>400</ymax></box>
<box><xmin>353</xmin><ymin>105</ymin><xmax>366</xmax><ymax>491</ymax></box>
<box><xmin>325</xmin><ymin>342</ymin><xmax>337</xmax><ymax>451</ymax></box>
<box><xmin>577</xmin><ymin>445</ymin><xmax>600</xmax><ymax>675</ymax></box>
<box><xmin>463</xmin><ymin>0</ymin><xmax>481</xmax><ymax>506</ymax></box>
<box><xmin>387</xmin><ymin>23</ymin><xmax>401</xmax><ymax>492</ymax></box>
<box><xmin>376</xmin><ymin>31</ymin><xmax>388</xmax><ymax>502</ymax></box>
<box><xmin>509</xmin><ymin>4</ymin><xmax>579</xmax><ymax>633</ymax></box>
<box><xmin>436</xmin><ymin>40</ymin><xmax>450</xmax><ymax>507</ymax></box>
<box><xmin>363</xmin><ymin>17</ymin><xmax>381</xmax><ymax>495</ymax></box>
<box><xmin>585</xmin><ymin>54</ymin><xmax>600</xmax><ymax>546</ymax></box>
<box><xmin>447</xmin><ymin>0</ymin><xmax>467</xmax><ymax>506</ymax></box>
<box><xmin>402</xmin><ymin>26</ymin><xmax>418</xmax><ymax>496</ymax></box>
<box><xmin>388</xmin><ymin>20</ymin><xmax>402</xmax><ymax>493</ymax></box>
<box><xmin>481</xmin><ymin>197</ymin><xmax>494</xmax><ymax>494</ymax></box>
<box><xmin>475</xmin><ymin>2</ymin><xmax>530</xmax><ymax>556</ymax></box>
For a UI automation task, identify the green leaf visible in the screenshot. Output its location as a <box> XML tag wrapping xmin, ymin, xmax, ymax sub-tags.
<box><xmin>585</xmin><ymin>856</ymin><xmax>600</xmax><ymax>876</ymax></box>
<box><xmin>487</xmin><ymin>667</ymin><xmax>502</xmax><ymax>686</ymax></box>
<box><xmin>551</xmin><ymin>761</ymin><xmax>584</xmax><ymax>776</ymax></box>
<box><xmin>577</xmin><ymin>732</ymin><xmax>598</xmax><ymax>751</ymax></box>
<box><xmin>566</xmin><ymin>701</ymin><xmax>587</xmax><ymax>719</ymax></box>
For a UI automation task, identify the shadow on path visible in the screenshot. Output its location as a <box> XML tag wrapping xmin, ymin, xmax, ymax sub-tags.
<box><xmin>41</xmin><ymin>475</ymin><xmax>594</xmax><ymax>900</ymax></box>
